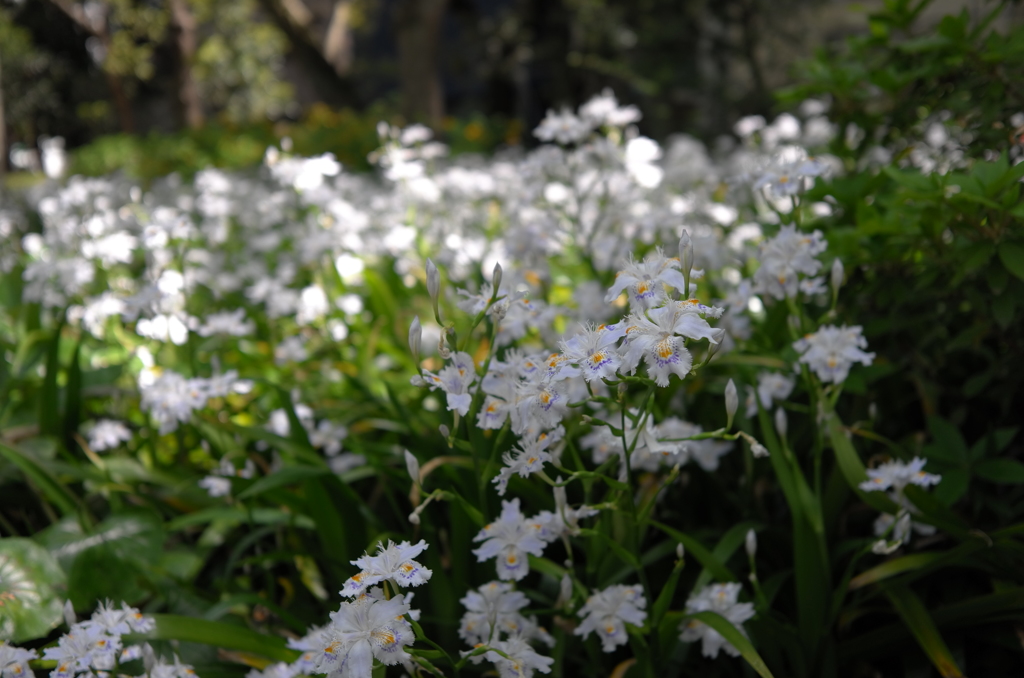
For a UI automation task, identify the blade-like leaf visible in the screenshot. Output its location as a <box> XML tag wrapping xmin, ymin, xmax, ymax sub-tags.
<box><xmin>0</xmin><ymin>441</ymin><xmax>80</xmax><ymax>517</ymax></box>
<box><xmin>681</xmin><ymin>610</ymin><xmax>775</xmax><ymax>678</ymax></box>
<box><xmin>885</xmin><ymin>585</ymin><xmax>964</xmax><ymax>678</ymax></box>
<box><xmin>133</xmin><ymin>614</ymin><xmax>299</xmax><ymax>662</ymax></box>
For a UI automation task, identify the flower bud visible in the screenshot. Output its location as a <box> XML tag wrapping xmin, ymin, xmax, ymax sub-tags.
<box><xmin>491</xmin><ymin>262</ymin><xmax>503</xmax><ymax>297</ymax></box>
<box><xmin>871</xmin><ymin>538</ymin><xmax>901</xmax><ymax>555</ymax></box>
<box><xmin>63</xmin><ymin>599</ymin><xmax>76</xmax><ymax>627</ymax></box>
<box><xmin>675</xmin><ymin>543</ymin><xmax>685</xmax><ymax>561</ymax></box>
<box><xmin>438</xmin><ymin>424</ymin><xmax>450</xmax><ymax>439</ymax></box>
<box><xmin>142</xmin><ymin>644</ymin><xmax>156</xmax><ymax>673</ymax></box>
<box><xmin>774</xmin><ymin>407</ymin><xmax>788</xmax><ymax>438</ymax></box>
<box><xmin>679</xmin><ymin>229</ymin><xmax>694</xmax><ymax>292</ymax></box>
<box><xmin>408</xmin><ymin>315</ymin><xmax>422</xmax><ymax>359</ymax></box>
<box><xmin>426</xmin><ymin>258</ymin><xmax>442</xmax><ymax>323</ymax></box>
<box><xmin>745</xmin><ymin>529</ymin><xmax>758</xmax><ymax>559</ymax></box>
<box><xmin>724</xmin><ymin>379</ymin><xmax>738</xmax><ymax>429</ymax></box>
<box><xmin>404</xmin><ymin>450</ymin><xmax>421</xmax><ymax>486</ymax></box>
<box><xmin>704</xmin><ymin>328</ymin><xmax>727</xmax><ymax>364</ymax></box>
<box><xmin>751</xmin><ymin>440</ymin><xmax>769</xmax><ymax>458</ymax></box>
<box><xmin>831</xmin><ymin>258</ymin><xmax>845</xmax><ymax>293</ymax></box>
<box><xmin>556</xmin><ymin>573</ymin><xmax>573</xmax><ymax>609</ymax></box>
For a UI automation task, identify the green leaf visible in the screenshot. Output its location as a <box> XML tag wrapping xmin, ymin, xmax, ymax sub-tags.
<box><xmin>0</xmin><ymin>538</ymin><xmax>66</xmax><ymax>642</ymax></box>
<box><xmin>166</xmin><ymin>507</ymin><xmax>315</xmax><ymax>531</ymax></box>
<box><xmin>926</xmin><ymin>416</ymin><xmax>968</xmax><ymax>464</ymax></box>
<box><xmin>648</xmin><ymin>521</ymin><xmax>736</xmax><ymax>583</ymax></box>
<box><xmin>63</xmin><ymin>339</ymin><xmax>83</xmax><ymax>449</ymax></box>
<box><xmin>826</xmin><ymin>413</ymin><xmax>899</xmax><ymax>514</ymax></box>
<box><xmin>133</xmin><ymin>614</ymin><xmax>299</xmax><ymax>662</ymax></box>
<box><xmin>884</xmin><ymin>585</ymin><xmax>964</xmax><ymax>677</ymax></box>
<box><xmin>681</xmin><ymin>611</ymin><xmax>775</xmax><ymax>678</ymax></box>
<box><xmin>651</xmin><ymin>560</ymin><xmax>684</xmax><ymax>628</ymax></box>
<box><xmin>694</xmin><ymin>521</ymin><xmax>759</xmax><ymax>591</ymax></box>
<box><xmin>235</xmin><ymin>465</ymin><xmax>331</xmax><ymax>499</ymax></box>
<box><xmin>40</xmin><ymin>323</ymin><xmax>63</xmax><ymax>435</ymax></box>
<box><xmin>578</xmin><ymin>529</ymin><xmax>641</xmax><ymax>570</ymax></box>
<box><xmin>974</xmin><ymin>458</ymin><xmax>1024</xmax><ymax>484</ymax></box>
<box><xmin>0</xmin><ymin>441</ymin><xmax>80</xmax><ymax>517</ymax></box>
<box><xmin>998</xmin><ymin>242</ymin><xmax>1024</xmax><ymax>281</ymax></box>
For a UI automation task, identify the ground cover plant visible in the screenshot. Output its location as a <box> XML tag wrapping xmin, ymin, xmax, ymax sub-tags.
<box><xmin>1</xmin><ymin>2</ymin><xmax>1023</xmax><ymax>677</ymax></box>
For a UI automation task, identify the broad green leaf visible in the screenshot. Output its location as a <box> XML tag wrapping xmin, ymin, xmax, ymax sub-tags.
<box><xmin>974</xmin><ymin>458</ymin><xmax>1024</xmax><ymax>484</ymax></box>
<box><xmin>926</xmin><ymin>416</ymin><xmax>968</xmax><ymax>463</ymax></box>
<box><xmin>998</xmin><ymin>242</ymin><xmax>1024</xmax><ymax>281</ymax></box>
<box><xmin>235</xmin><ymin>465</ymin><xmax>331</xmax><ymax>499</ymax></box>
<box><xmin>0</xmin><ymin>538</ymin><xmax>66</xmax><ymax>642</ymax></box>
<box><xmin>885</xmin><ymin>585</ymin><xmax>964</xmax><ymax>677</ymax></box>
<box><xmin>0</xmin><ymin>441</ymin><xmax>80</xmax><ymax>518</ymax></box>
<box><xmin>133</xmin><ymin>614</ymin><xmax>298</xmax><ymax>662</ymax></box>
<box><xmin>681</xmin><ymin>611</ymin><xmax>775</xmax><ymax>678</ymax></box>
<box><xmin>826</xmin><ymin>414</ymin><xmax>899</xmax><ymax>514</ymax></box>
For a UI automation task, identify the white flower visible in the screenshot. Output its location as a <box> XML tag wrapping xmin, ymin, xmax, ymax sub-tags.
<box><xmin>482</xmin><ymin>636</ymin><xmax>554</xmax><ymax>678</ymax></box>
<box><xmin>85</xmin><ymin>419</ymin><xmax>132</xmax><ymax>452</ymax></box>
<box><xmin>459</xmin><ymin>582</ymin><xmax>552</xmax><ymax>647</ymax></box>
<box><xmin>313</xmin><ymin>592</ymin><xmax>414</xmax><ymax>678</ymax></box>
<box><xmin>557</xmin><ymin>323</ymin><xmax>627</xmax><ymax>383</ymax></box>
<box><xmin>197</xmin><ymin>309</ymin><xmax>255</xmax><ymax>337</ymax></box>
<box><xmin>620</xmin><ymin>302</ymin><xmax>719</xmax><ymax>386</ymax></box>
<box><xmin>605</xmin><ymin>249</ymin><xmax>690</xmax><ymax>311</ymax></box>
<box><xmin>574</xmin><ymin>584</ymin><xmax>648</xmax><ymax>652</ymax></box>
<box><xmin>340</xmin><ymin>540</ymin><xmax>432</xmax><ymax>597</ymax></box>
<box><xmin>493</xmin><ymin>431</ymin><xmax>560</xmax><ymax>496</ymax></box>
<box><xmin>794</xmin><ymin>325</ymin><xmax>874</xmax><ymax>384</ymax></box>
<box><xmin>534</xmin><ymin>108</ymin><xmax>592</xmax><ymax>145</ymax></box>
<box><xmin>679</xmin><ymin>583</ymin><xmax>755</xmax><ymax>658</ymax></box>
<box><xmin>860</xmin><ymin>457</ymin><xmax>941</xmax><ymax>494</ymax></box>
<box><xmin>752</xmin><ymin>225</ymin><xmax>827</xmax><ymax>300</ymax></box>
<box><xmin>0</xmin><ymin>642</ymin><xmax>37</xmax><ymax>678</ymax></box>
<box><xmin>745</xmin><ymin>372</ymin><xmax>795</xmax><ymax>417</ymax></box>
<box><xmin>532</xmin><ymin>482</ymin><xmax>598</xmax><ymax>541</ymax></box>
<box><xmin>420</xmin><ymin>351</ymin><xmax>477</xmax><ymax>415</ymax></box>
<box><xmin>473</xmin><ymin>499</ymin><xmax>548</xmax><ymax>581</ymax></box>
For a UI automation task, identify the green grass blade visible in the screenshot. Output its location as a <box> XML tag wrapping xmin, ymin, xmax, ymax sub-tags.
<box><xmin>884</xmin><ymin>584</ymin><xmax>964</xmax><ymax>678</ymax></box>
<box><xmin>137</xmin><ymin>614</ymin><xmax>299</xmax><ymax>662</ymax></box>
<box><xmin>826</xmin><ymin>412</ymin><xmax>899</xmax><ymax>514</ymax></box>
<box><xmin>682</xmin><ymin>610</ymin><xmax>775</xmax><ymax>678</ymax></box>
<box><xmin>648</xmin><ymin>520</ymin><xmax>736</xmax><ymax>583</ymax></box>
<box><xmin>0</xmin><ymin>441</ymin><xmax>80</xmax><ymax>517</ymax></box>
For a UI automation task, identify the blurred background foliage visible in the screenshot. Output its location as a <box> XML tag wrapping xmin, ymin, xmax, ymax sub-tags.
<box><xmin>2</xmin><ymin>0</ymin><xmax>1020</xmax><ymax>179</ymax></box>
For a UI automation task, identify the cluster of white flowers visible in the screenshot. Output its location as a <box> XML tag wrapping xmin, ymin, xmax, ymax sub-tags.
<box><xmin>139</xmin><ymin>369</ymin><xmax>252</xmax><ymax>434</ymax></box>
<box><xmin>42</xmin><ymin>601</ymin><xmax>157</xmax><ymax>678</ymax></box>
<box><xmin>861</xmin><ymin>457</ymin><xmax>942</xmax><ymax>547</ymax></box>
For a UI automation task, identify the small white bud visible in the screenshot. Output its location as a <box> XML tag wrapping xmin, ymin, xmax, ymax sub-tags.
<box><xmin>869</xmin><ymin>402</ymin><xmax>878</xmax><ymax>420</ymax></box>
<box><xmin>675</xmin><ymin>543</ymin><xmax>685</xmax><ymax>561</ymax></box>
<box><xmin>745</xmin><ymin>529</ymin><xmax>758</xmax><ymax>559</ymax></box>
<box><xmin>556</xmin><ymin>573</ymin><xmax>573</xmax><ymax>609</ymax></box>
<box><xmin>491</xmin><ymin>262</ymin><xmax>503</xmax><ymax>295</ymax></box>
<box><xmin>408</xmin><ymin>511</ymin><xmax>421</xmax><ymax>525</ymax></box>
<box><xmin>408</xmin><ymin>316</ymin><xmax>422</xmax><ymax>358</ymax></box>
<box><xmin>871</xmin><ymin>538</ymin><xmax>901</xmax><ymax>555</ymax></box>
<box><xmin>831</xmin><ymin>257</ymin><xmax>845</xmax><ymax>293</ymax></box>
<box><xmin>142</xmin><ymin>644</ymin><xmax>156</xmax><ymax>673</ymax></box>
<box><xmin>425</xmin><ymin>259</ymin><xmax>440</xmax><ymax>301</ymax></box>
<box><xmin>774</xmin><ymin>407</ymin><xmax>788</xmax><ymax>438</ymax></box>
<box><xmin>724</xmin><ymin>379</ymin><xmax>738</xmax><ymax>428</ymax></box>
<box><xmin>705</xmin><ymin>328</ymin><xmax>727</xmax><ymax>363</ymax></box>
<box><xmin>437</xmin><ymin>328</ymin><xmax>451</xmax><ymax>359</ymax></box>
<box><xmin>63</xmin><ymin>599</ymin><xmax>76</xmax><ymax>626</ymax></box>
<box><xmin>751</xmin><ymin>440</ymin><xmax>769</xmax><ymax>458</ymax></box>
<box><xmin>679</xmin><ymin>229</ymin><xmax>694</xmax><ymax>291</ymax></box>
<box><xmin>404</xmin><ymin>450</ymin><xmax>421</xmax><ymax>486</ymax></box>
<box><xmin>438</xmin><ymin>424</ymin><xmax>450</xmax><ymax>438</ymax></box>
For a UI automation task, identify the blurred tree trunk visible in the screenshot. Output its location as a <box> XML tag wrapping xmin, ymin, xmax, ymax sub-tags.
<box><xmin>323</xmin><ymin>0</ymin><xmax>354</xmax><ymax>76</ymax></box>
<box><xmin>393</xmin><ymin>0</ymin><xmax>447</xmax><ymax>129</ymax></box>
<box><xmin>169</xmin><ymin>0</ymin><xmax>204</xmax><ymax>129</ymax></box>
<box><xmin>45</xmin><ymin>0</ymin><xmax>135</xmax><ymax>133</ymax></box>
